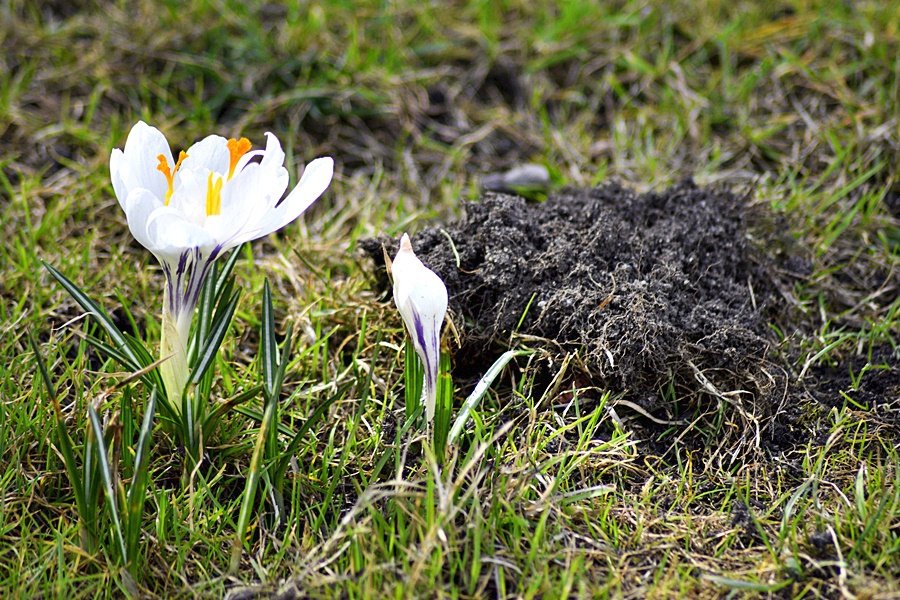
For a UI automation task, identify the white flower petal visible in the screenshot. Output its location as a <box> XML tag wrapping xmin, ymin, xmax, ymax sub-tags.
<box><xmin>180</xmin><ymin>134</ymin><xmax>229</xmax><ymax>176</ymax></box>
<box><xmin>166</xmin><ymin>167</ymin><xmax>208</xmax><ymax>225</ymax></box>
<box><xmin>119</xmin><ymin>121</ymin><xmax>172</xmax><ymax>202</ymax></box>
<box><xmin>404</xmin><ymin>278</ymin><xmax>448</xmax><ymax>325</ymax></box>
<box><xmin>123</xmin><ymin>188</ymin><xmax>163</xmax><ymax>252</ymax></box>
<box><xmin>222</xmin><ymin>133</ymin><xmax>289</xmax><ymax>242</ymax></box>
<box><xmin>234</xmin><ymin>149</ymin><xmax>265</xmax><ymax>173</ymax></box>
<box><xmin>223</xmin><ymin>166</ymin><xmax>291</xmax><ymax>246</ymax></box>
<box><xmin>110</xmin><ymin>148</ymin><xmax>128</xmax><ymax>210</ymax></box>
<box><xmin>220</xmin><ymin>162</ymin><xmax>270</xmax><ymax>215</ymax></box>
<box><xmin>204</xmin><ymin>163</ymin><xmax>266</xmax><ymax>245</ymax></box>
<box><xmin>258</xmin><ymin>132</ymin><xmax>286</xmax><ymax>172</ymax></box>
<box><xmin>146</xmin><ymin>206</ymin><xmax>217</xmax><ymax>260</ymax></box>
<box><xmin>250</xmin><ymin>157</ymin><xmax>334</xmax><ymax>237</ymax></box>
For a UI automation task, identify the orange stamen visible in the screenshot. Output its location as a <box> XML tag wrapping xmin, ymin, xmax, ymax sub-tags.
<box><xmin>156</xmin><ymin>151</ymin><xmax>188</xmax><ymax>205</ymax></box>
<box><xmin>205</xmin><ymin>172</ymin><xmax>224</xmax><ymax>216</ymax></box>
<box><xmin>156</xmin><ymin>155</ymin><xmax>173</xmax><ymax>204</ymax></box>
<box><xmin>175</xmin><ymin>150</ymin><xmax>188</xmax><ymax>170</ymax></box>
<box><xmin>227</xmin><ymin>137</ymin><xmax>252</xmax><ymax>179</ymax></box>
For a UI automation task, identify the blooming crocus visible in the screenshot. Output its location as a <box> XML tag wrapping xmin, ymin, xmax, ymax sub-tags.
<box><xmin>391</xmin><ymin>233</ymin><xmax>448</xmax><ymax>422</ymax></box>
<box><xmin>110</xmin><ymin>121</ymin><xmax>333</xmax><ymax>409</ymax></box>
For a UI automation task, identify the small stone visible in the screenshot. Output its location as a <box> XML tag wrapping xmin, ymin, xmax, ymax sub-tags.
<box><xmin>482</xmin><ymin>163</ymin><xmax>550</xmax><ymax>193</ymax></box>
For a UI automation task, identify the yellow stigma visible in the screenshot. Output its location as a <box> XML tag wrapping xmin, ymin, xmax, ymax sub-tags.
<box><xmin>226</xmin><ymin>137</ymin><xmax>251</xmax><ymax>179</ymax></box>
<box><xmin>156</xmin><ymin>151</ymin><xmax>188</xmax><ymax>205</ymax></box>
<box><xmin>205</xmin><ymin>172</ymin><xmax>224</xmax><ymax>216</ymax></box>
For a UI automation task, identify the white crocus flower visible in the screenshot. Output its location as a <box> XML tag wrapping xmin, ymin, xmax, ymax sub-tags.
<box><xmin>110</xmin><ymin>121</ymin><xmax>333</xmax><ymax>409</ymax></box>
<box><xmin>391</xmin><ymin>233</ymin><xmax>448</xmax><ymax>422</ymax></box>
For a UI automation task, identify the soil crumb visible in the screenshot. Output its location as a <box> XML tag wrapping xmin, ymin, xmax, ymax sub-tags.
<box><xmin>363</xmin><ymin>179</ymin><xmax>783</xmax><ymax>410</ymax></box>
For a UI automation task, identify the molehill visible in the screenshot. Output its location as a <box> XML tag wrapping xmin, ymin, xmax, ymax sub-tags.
<box><xmin>362</xmin><ymin>179</ymin><xmax>785</xmax><ymax>413</ymax></box>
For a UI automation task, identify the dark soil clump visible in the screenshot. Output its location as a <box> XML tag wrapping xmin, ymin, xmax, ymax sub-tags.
<box><xmin>363</xmin><ymin>179</ymin><xmax>784</xmax><ymax>412</ymax></box>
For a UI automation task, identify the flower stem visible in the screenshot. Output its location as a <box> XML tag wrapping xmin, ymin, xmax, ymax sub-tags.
<box><xmin>160</xmin><ymin>286</ymin><xmax>193</xmax><ymax>414</ymax></box>
<box><xmin>423</xmin><ymin>374</ymin><xmax>437</xmax><ymax>423</ymax></box>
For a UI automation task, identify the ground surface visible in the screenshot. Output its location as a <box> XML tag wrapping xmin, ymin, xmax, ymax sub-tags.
<box><xmin>1</xmin><ymin>1</ymin><xmax>898</xmax><ymax>598</ymax></box>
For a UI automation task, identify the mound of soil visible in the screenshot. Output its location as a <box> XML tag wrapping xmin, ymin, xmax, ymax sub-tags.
<box><xmin>363</xmin><ymin>179</ymin><xmax>784</xmax><ymax>409</ymax></box>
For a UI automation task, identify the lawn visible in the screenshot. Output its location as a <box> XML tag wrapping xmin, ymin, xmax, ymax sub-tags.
<box><xmin>1</xmin><ymin>0</ymin><xmax>898</xmax><ymax>598</ymax></box>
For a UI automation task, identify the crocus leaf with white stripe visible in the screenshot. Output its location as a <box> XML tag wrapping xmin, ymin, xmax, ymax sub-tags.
<box><xmin>110</xmin><ymin>121</ymin><xmax>334</xmax><ymax>410</ymax></box>
<box><xmin>391</xmin><ymin>233</ymin><xmax>448</xmax><ymax>422</ymax></box>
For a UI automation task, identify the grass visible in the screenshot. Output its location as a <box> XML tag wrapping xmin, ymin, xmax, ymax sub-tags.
<box><xmin>1</xmin><ymin>0</ymin><xmax>898</xmax><ymax>597</ymax></box>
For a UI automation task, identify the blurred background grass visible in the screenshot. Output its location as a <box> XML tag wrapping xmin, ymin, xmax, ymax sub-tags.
<box><xmin>1</xmin><ymin>0</ymin><xmax>898</xmax><ymax>597</ymax></box>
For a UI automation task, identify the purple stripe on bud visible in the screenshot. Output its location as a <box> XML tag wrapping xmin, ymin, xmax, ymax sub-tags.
<box><xmin>412</xmin><ymin>312</ymin><xmax>433</xmax><ymax>380</ymax></box>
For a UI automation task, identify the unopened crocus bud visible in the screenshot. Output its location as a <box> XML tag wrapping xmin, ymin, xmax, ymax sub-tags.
<box><xmin>391</xmin><ymin>233</ymin><xmax>448</xmax><ymax>422</ymax></box>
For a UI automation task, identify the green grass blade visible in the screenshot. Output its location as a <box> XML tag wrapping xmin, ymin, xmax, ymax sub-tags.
<box><xmin>43</xmin><ymin>261</ymin><xmax>143</xmax><ymax>369</ymax></box>
<box><xmin>366</xmin><ymin>405</ymin><xmax>423</xmax><ymax>487</ymax></box>
<box><xmin>87</xmin><ymin>404</ymin><xmax>128</xmax><ymax>564</ymax></box>
<box><xmin>404</xmin><ymin>340</ymin><xmax>423</xmax><ymax>421</ymax></box>
<box><xmin>125</xmin><ymin>389</ymin><xmax>157</xmax><ymax>566</ymax></box>
<box><xmin>111</xmin><ymin>289</ymin><xmax>142</xmax><ymax>342</ymax></box>
<box><xmin>231</xmin><ymin>390</ymin><xmax>277</xmax><ymax>571</ymax></box>
<box><xmin>213</xmin><ymin>245</ymin><xmax>242</xmax><ymax>301</ymax></box>
<box><xmin>267</xmin><ymin>323</ymin><xmax>294</xmax><ymax>471</ymax></box>
<box><xmin>260</xmin><ymin>279</ymin><xmax>278</xmax><ymax>398</ymax></box>
<box><xmin>88</xmin><ymin>336</ymin><xmax>140</xmax><ymax>375</ymax></box>
<box><xmin>704</xmin><ymin>574</ymin><xmax>792</xmax><ymax>593</ymax></box>
<box><xmin>28</xmin><ymin>331</ymin><xmax>57</xmax><ymax>401</ymax></box>
<box><xmin>122</xmin><ymin>331</ymin><xmax>164</xmax><ymax>389</ymax></box>
<box><xmin>120</xmin><ymin>387</ymin><xmax>135</xmax><ymax>477</ymax></box>
<box><xmin>203</xmin><ymin>384</ymin><xmax>264</xmax><ymax>434</ymax></box>
<box><xmin>448</xmin><ymin>349</ymin><xmax>530</xmax><ymax>446</ymax></box>
<box><xmin>29</xmin><ymin>333</ymin><xmax>91</xmax><ymax>538</ymax></box>
<box><xmin>190</xmin><ymin>290</ymin><xmax>240</xmax><ymax>386</ymax></box>
<box><xmin>193</xmin><ymin>263</ymin><xmax>218</xmax><ymax>366</ymax></box>
<box><xmin>273</xmin><ymin>323</ymin><xmax>293</xmax><ymax>399</ymax></box>
<box><xmin>432</xmin><ymin>353</ymin><xmax>453</xmax><ymax>459</ymax></box>
<box><xmin>273</xmin><ymin>381</ymin><xmax>351</xmax><ymax>484</ymax></box>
